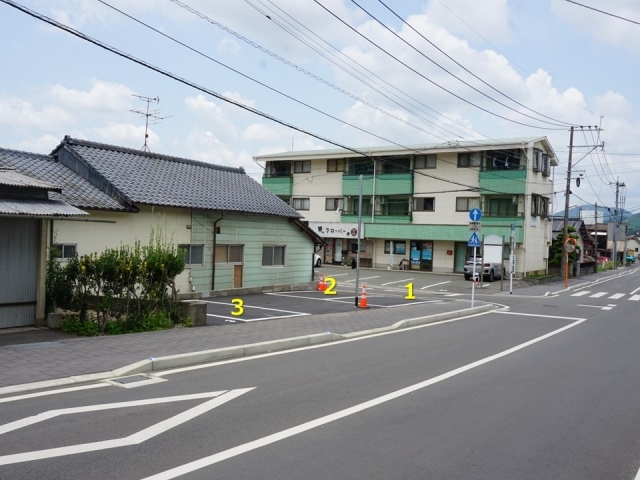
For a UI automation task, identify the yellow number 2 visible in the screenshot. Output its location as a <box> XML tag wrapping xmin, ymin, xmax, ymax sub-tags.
<box><xmin>324</xmin><ymin>277</ymin><xmax>337</xmax><ymax>295</ymax></box>
<box><xmin>231</xmin><ymin>298</ymin><xmax>244</xmax><ymax>316</ymax></box>
<box><xmin>404</xmin><ymin>282</ymin><xmax>416</xmax><ymax>300</ymax></box>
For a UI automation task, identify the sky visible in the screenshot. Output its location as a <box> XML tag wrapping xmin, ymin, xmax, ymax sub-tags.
<box><xmin>1</xmin><ymin>0</ymin><xmax>639</xmax><ymax>217</ymax></box>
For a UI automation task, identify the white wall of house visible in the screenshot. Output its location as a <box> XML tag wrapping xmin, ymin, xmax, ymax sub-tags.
<box><xmin>51</xmin><ymin>205</ymin><xmax>193</xmax><ymax>293</ymax></box>
<box><xmin>292</xmin><ymin>161</ymin><xmax>343</xmax><ymax>223</ymax></box>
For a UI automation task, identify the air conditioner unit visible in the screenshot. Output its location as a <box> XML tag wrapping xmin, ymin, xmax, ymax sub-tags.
<box><xmin>512</xmin><ymin>195</ymin><xmax>519</xmax><ymax>205</ymax></box>
<box><xmin>379</xmin><ymin>196</ymin><xmax>386</xmax><ymax>204</ymax></box>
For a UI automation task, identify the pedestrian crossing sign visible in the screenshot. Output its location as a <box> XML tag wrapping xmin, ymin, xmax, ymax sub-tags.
<box><xmin>468</xmin><ymin>232</ymin><xmax>481</xmax><ymax>247</ymax></box>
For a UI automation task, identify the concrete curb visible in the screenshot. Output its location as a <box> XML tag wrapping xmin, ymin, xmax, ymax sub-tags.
<box><xmin>0</xmin><ymin>304</ymin><xmax>497</xmax><ymax>397</ymax></box>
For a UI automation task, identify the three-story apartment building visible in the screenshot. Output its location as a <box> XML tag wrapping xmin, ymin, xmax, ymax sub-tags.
<box><xmin>254</xmin><ymin>137</ymin><xmax>557</xmax><ymax>277</ymax></box>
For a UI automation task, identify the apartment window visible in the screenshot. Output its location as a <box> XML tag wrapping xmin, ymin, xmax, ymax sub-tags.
<box><xmin>456</xmin><ymin>197</ymin><xmax>481</xmax><ymax>212</ymax></box>
<box><xmin>531</xmin><ymin>195</ymin><xmax>549</xmax><ymax>218</ymax></box>
<box><xmin>262</xmin><ymin>245</ymin><xmax>285</xmax><ymax>267</ymax></box>
<box><xmin>383</xmin><ymin>157</ymin><xmax>410</xmax><ymax>174</ymax></box>
<box><xmin>347</xmin><ymin>159</ymin><xmax>374</xmax><ymax>175</ymax></box>
<box><xmin>292</xmin><ymin>198</ymin><xmax>310</xmax><ymax>210</ymax></box>
<box><xmin>532</xmin><ymin>149</ymin><xmax>541</xmax><ymax>172</ymax></box>
<box><xmin>542</xmin><ymin>154</ymin><xmax>551</xmax><ymax>176</ymax></box>
<box><xmin>293</xmin><ymin>160</ymin><xmax>311</xmax><ymax>173</ymax></box>
<box><xmin>178</xmin><ymin>244</ymin><xmax>204</xmax><ymax>265</ymax></box>
<box><xmin>215</xmin><ymin>245</ymin><xmax>243</xmax><ymax>264</ymax></box>
<box><xmin>325</xmin><ymin>198</ymin><xmax>343</xmax><ymax>211</ymax></box>
<box><xmin>458</xmin><ymin>152</ymin><xmax>482</xmax><ymax>167</ymax></box>
<box><xmin>414</xmin><ymin>154</ymin><xmax>436</xmax><ymax>169</ymax></box>
<box><xmin>414</xmin><ymin>197</ymin><xmax>435</xmax><ymax>211</ymax></box>
<box><xmin>531</xmin><ymin>195</ymin><xmax>540</xmax><ymax>217</ymax></box>
<box><xmin>53</xmin><ymin>243</ymin><xmax>76</xmax><ymax>260</ymax></box>
<box><xmin>489</xmin><ymin>198</ymin><xmax>517</xmax><ymax>217</ymax></box>
<box><xmin>327</xmin><ymin>158</ymin><xmax>345</xmax><ymax>172</ymax></box>
<box><xmin>266</xmin><ymin>161</ymin><xmax>291</xmax><ymax>177</ymax></box>
<box><xmin>384</xmin><ymin>240</ymin><xmax>406</xmax><ymax>254</ymax></box>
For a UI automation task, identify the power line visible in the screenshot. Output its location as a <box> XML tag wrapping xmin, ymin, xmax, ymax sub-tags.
<box><xmin>312</xmin><ymin>0</ymin><xmax>567</xmax><ymax>131</ymax></box>
<box><xmin>362</xmin><ymin>0</ymin><xmax>573</xmax><ymax>126</ymax></box>
<box><xmin>565</xmin><ymin>0</ymin><xmax>640</xmax><ymax>26</ymax></box>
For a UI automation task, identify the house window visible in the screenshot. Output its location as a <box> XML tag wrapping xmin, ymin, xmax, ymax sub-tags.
<box><xmin>414</xmin><ymin>197</ymin><xmax>435</xmax><ymax>211</ymax></box>
<box><xmin>350</xmin><ymin>241</ymin><xmax>366</xmax><ymax>253</ymax></box>
<box><xmin>215</xmin><ymin>245</ymin><xmax>243</xmax><ymax>264</ymax></box>
<box><xmin>293</xmin><ymin>160</ymin><xmax>311</xmax><ymax>173</ymax></box>
<box><xmin>458</xmin><ymin>152</ymin><xmax>482</xmax><ymax>167</ymax></box>
<box><xmin>325</xmin><ymin>198</ymin><xmax>343</xmax><ymax>211</ymax></box>
<box><xmin>384</xmin><ymin>240</ymin><xmax>406</xmax><ymax>254</ymax></box>
<box><xmin>262</xmin><ymin>245</ymin><xmax>285</xmax><ymax>267</ymax></box>
<box><xmin>266</xmin><ymin>161</ymin><xmax>291</xmax><ymax>177</ymax></box>
<box><xmin>327</xmin><ymin>159</ymin><xmax>345</xmax><ymax>172</ymax></box>
<box><xmin>53</xmin><ymin>243</ymin><xmax>76</xmax><ymax>260</ymax></box>
<box><xmin>414</xmin><ymin>154</ymin><xmax>436</xmax><ymax>169</ymax></box>
<box><xmin>179</xmin><ymin>244</ymin><xmax>204</xmax><ymax>265</ymax></box>
<box><xmin>292</xmin><ymin>198</ymin><xmax>310</xmax><ymax>210</ymax></box>
<box><xmin>532</xmin><ymin>149</ymin><xmax>541</xmax><ymax>172</ymax></box>
<box><xmin>456</xmin><ymin>197</ymin><xmax>480</xmax><ymax>212</ymax></box>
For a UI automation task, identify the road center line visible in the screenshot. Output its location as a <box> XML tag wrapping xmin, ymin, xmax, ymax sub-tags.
<box><xmin>142</xmin><ymin>318</ymin><xmax>586</xmax><ymax>480</ymax></box>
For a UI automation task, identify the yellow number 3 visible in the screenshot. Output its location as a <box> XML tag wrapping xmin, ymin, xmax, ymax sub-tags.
<box><xmin>231</xmin><ymin>298</ymin><xmax>244</xmax><ymax>316</ymax></box>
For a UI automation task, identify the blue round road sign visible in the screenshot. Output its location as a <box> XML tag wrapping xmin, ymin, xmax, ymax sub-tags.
<box><xmin>469</xmin><ymin>208</ymin><xmax>482</xmax><ymax>221</ymax></box>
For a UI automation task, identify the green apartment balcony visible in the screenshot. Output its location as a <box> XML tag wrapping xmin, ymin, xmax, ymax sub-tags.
<box><xmin>342</xmin><ymin>172</ymin><xmax>414</xmax><ymax>196</ymax></box>
<box><xmin>478</xmin><ymin>166</ymin><xmax>527</xmax><ymax>195</ymax></box>
<box><xmin>341</xmin><ymin>209</ymin><xmax>412</xmax><ymax>225</ymax></box>
<box><xmin>262</xmin><ymin>174</ymin><xmax>293</xmax><ymax>197</ymax></box>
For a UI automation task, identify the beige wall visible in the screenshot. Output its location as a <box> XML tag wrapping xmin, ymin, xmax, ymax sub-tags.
<box><xmin>52</xmin><ymin>205</ymin><xmax>194</xmax><ymax>293</ymax></box>
<box><xmin>292</xmin><ymin>160</ymin><xmax>343</xmax><ymax>223</ymax></box>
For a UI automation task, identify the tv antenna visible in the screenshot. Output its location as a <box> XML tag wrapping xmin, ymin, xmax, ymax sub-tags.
<box><xmin>130</xmin><ymin>95</ymin><xmax>173</xmax><ymax>152</ymax></box>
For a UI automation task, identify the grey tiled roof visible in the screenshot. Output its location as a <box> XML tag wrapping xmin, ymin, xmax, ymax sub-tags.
<box><xmin>58</xmin><ymin>137</ymin><xmax>301</xmax><ymax>218</ymax></box>
<box><xmin>0</xmin><ymin>198</ymin><xmax>88</xmax><ymax>217</ymax></box>
<box><xmin>0</xmin><ymin>168</ymin><xmax>61</xmax><ymax>191</ymax></box>
<box><xmin>0</xmin><ymin>148</ymin><xmax>128</xmax><ymax>211</ymax></box>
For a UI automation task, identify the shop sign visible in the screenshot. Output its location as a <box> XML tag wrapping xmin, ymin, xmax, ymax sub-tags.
<box><xmin>308</xmin><ymin>222</ymin><xmax>359</xmax><ymax>238</ymax></box>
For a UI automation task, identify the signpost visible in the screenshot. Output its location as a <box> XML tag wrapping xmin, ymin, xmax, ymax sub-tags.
<box><xmin>509</xmin><ymin>222</ymin><xmax>516</xmax><ymax>294</ymax></box>
<box><xmin>468</xmin><ymin>225</ymin><xmax>482</xmax><ymax>307</ymax></box>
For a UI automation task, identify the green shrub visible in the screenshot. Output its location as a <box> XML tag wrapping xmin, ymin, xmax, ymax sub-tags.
<box><xmin>61</xmin><ymin>316</ymin><xmax>98</xmax><ymax>337</ymax></box>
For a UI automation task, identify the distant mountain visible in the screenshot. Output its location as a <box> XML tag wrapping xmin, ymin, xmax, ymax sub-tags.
<box><xmin>553</xmin><ymin>204</ymin><xmax>633</xmax><ymax>223</ymax></box>
<box><xmin>628</xmin><ymin>213</ymin><xmax>640</xmax><ymax>235</ymax></box>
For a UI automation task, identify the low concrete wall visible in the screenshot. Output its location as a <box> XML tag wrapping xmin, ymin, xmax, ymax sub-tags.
<box><xmin>178</xmin><ymin>281</ymin><xmax>317</xmax><ymax>300</ymax></box>
<box><xmin>179</xmin><ymin>301</ymin><xmax>207</xmax><ymax>327</ymax></box>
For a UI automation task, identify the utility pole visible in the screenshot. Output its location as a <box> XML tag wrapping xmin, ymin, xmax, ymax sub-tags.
<box><xmin>130</xmin><ymin>95</ymin><xmax>172</xmax><ymax>152</ymax></box>
<box><xmin>612</xmin><ymin>179</ymin><xmax>626</xmax><ymax>269</ymax></box>
<box><xmin>561</xmin><ymin>126</ymin><xmax>604</xmax><ymax>278</ymax></box>
<box><xmin>594</xmin><ymin>202</ymin><xmax>598</xmax><ymax>258</ymax></box>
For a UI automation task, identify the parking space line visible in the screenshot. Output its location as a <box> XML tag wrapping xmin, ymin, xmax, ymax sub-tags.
<box><xmin>201</xmin><ymin>300</ymin><xmax>306</xmax><ymax>315</ymax></box>
<box><xmin>383</xmin><ymin>300</ymin><xmax>444</xmax><ymax>308</ymax></box>
<box><xmin>344</xmin><ymin>276</ymin><xmax>380</xmax><ymax>283</ymax></box>
<box><xmin>420</xmin><ymin>281</ymin><xmax>451</xmax><ymax>290</ymax></box>
<box><xmin>381</xmin><ymin>278</ymin><xmax>414</xmax><ymax>286</ymax></box>
<box><xmin>264</xmin><ymin>292</ymin><xmax>354</xmax><ymax>304</ymax></box>
<box><xmin>207</xmin><ymin>313</ymin><xmax>310</xmax><ymax>322</ymax></box>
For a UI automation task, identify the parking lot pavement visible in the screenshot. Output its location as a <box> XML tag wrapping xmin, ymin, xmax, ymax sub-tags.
<box><xmin>202</xmin><ymin>288</ymin><xmax>456</xmax><ymax>325</ymax></box>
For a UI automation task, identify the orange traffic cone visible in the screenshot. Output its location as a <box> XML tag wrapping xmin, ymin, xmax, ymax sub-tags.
<box><xmin>359</xmin><ymin>284</ymin><xmax>368</xmax><ymax>308</ymax></box>
<box><xmin>319</xmin><ymin>275</ymin><xmax>327</xmax><ymax>292</ymax></box>
<box><xmin>317</xmin><ymin>274</ymin><xmax>323</xmax><ymax>291</ymax></box>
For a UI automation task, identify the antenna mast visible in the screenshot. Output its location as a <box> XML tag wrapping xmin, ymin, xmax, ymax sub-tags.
<box><xmin>130</xmin><ymin>95</ymin><xmax>172</xmax><ymax>152</ymax></box>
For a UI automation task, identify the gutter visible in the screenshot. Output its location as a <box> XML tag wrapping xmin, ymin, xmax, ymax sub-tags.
<box><xmin>211</xmin><ymin>212</ymin><xmax>224</xmax><ymax>291</ymax></box>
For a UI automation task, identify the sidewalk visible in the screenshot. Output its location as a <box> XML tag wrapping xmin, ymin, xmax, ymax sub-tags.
<box><xmin>0</xmin><ymin>299</ymin><xmax>488</xmax><ymax>392</ymax></box>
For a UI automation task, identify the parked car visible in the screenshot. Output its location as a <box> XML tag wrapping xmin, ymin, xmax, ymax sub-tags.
<box><xmin>313</xmin><ymin>252</ymin><xmax>322</xmax><ymax>267</ymax></box>
<box><xmin>463</xmin><ymin>258</ymin><xmax>504</xmax><ymax>282</ymax></box>
<box><xmin>596</xmin><ymin>256</ymin><xmax>610</xmax><ymax>263</ymax></box>
<box><xmin>582</xmin><ymin>255</ymin><xmax>595</xmax><ymax>263</ymax></box>
<box><xmin>627</xmin><ymin>254</ymin><xmax>636</xmax><ymax>264</ymax></box>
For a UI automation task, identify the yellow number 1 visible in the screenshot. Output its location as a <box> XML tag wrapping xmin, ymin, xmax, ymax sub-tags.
<box><xmin>231</xmin><ymin>298</ymin><xmax>244</xmax><ymax>316</ymax></box>
<box><xmin>404</xmin><ymin>283</ymin><xmax>416</xmax><ymax>300</ymax></box>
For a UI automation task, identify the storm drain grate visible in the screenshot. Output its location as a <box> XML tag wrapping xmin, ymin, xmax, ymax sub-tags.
<box><xmin>111</xmin><ymin>374</ymin><xmax>153</xmax><ymax>385</ymax></box>
<box><xmin>4</xmin><ymin>341</ymin><xmax>63</xmax><ymax>349</ymax></box>
<box><xmin>106</xmin><ymin>374</ymin><xmax>166</xmax><ymax>388</ymax></box>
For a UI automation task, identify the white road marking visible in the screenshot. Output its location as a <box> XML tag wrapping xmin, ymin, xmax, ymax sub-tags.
<box><xmin>630</xmin><ymin>286</ymin><xmax>640</xmax><ymax>295</ymax></box>
<box><xmin>630</xmin><ymin>295</ymin><xmax>640</xmax><ymax>301</ymax></box>
<box><xmin>381</xmin><ymin>278</ymin><xmax>413</xmax><ymax>286</ymax></box>
<box><xmin>207</xmin><ymin>313</ymin><xmax>309</xmax><ymax>322</ymax></box>
<box><xmin>141</xmin><ymin>318</ymin><xmax>586</xmax><ymax>480</ymax></box>
<box><xmin>495</xmin><ymin>311</ymin><xmax>587</xmax><ymax>321</ymax></box>
<box><xmin>602</xmin><ymin>305</ymin><xmax>616</xmax><ymax>311</ymax></box>
<box><xmin>383</xmin><ymin>300</ymin><xmax>443</xmax><ymax>308</ymax></box>
<box><xmin>0</xmin><ymin>384</ymin><xmax>109</xmax><ymax>404</ymax></box>
<box><xmin>326</xmin><ymin>273</ymin><xmax>349</xmax><ymax>277</ymax></box>
<box><xmin>201</xmin><ymin>300</ymin><xmax>306</xmax><ymax>315</ymax></box>
<box><xmin>420</xmin><ymin>281</ymin><xmax>451</xmax><ymax>290</ymax></box>
<box><xmin>589</xmin><ymin>292</ymin><xmax>608</xmax><ymax>298</ymax></box>
<box><xmin>609</xmin><ymin>293</ymin><xmax>625</xmax><ymax>300</ymax></box>
<box><xmin>0</xmin><ymin>389</ymin><xmax>253</xmax><ymax>465</ymax></box>
<box><xmin>157</xmin><ymin>309</ymin><xmax>496</xmax><ymax>377</ymax></box>
<box><xmin>571</xmin><ymin>291</ymin><xmax>590</xmax><ymax>297</ymax></box>
<box><xmin>577</xmin><ymin>304</ymin><xmax>614</xmax><ymax>310</ymax></box>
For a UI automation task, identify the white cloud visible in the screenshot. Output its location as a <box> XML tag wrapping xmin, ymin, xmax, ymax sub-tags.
<box><xmin>592</xmin><ymin>91</ymin><xmax>633</xmax><ymax>119</ymax></box>
<box><xmin>50</xmin><ymin>81</ymin><xmax>134</xmax><ymax>115</ymax></box>
<box><xmin>185</xmin><ymin>94</ymin><xmax>239</xmax><ymax>139</ymax></box>
<box><xmin>550</xmin><ymin>0</ymin><xmax>640</xmax><ymax>55</ymax></box>
<box><xmin>89</xmin><ymin>123</ymin><xmax>158</xmax><ymax>149</ymax></box>
<box><xmin>216</xmin><ymin>38</ymin><xmax>241</xmax><ymax>56</ymax></box>
<box><xmin>242</xmin><ymin>123</ymin><xmax>281</xmax><ymax>142</ymax></box>
<box><xmin>0</xmin><ymin>95</ymin><xmax>71</xmax><ymax>131</ymax></box>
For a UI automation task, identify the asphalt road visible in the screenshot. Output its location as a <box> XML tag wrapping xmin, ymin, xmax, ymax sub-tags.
<box><xmin>2</xmin><ymin>266</ymin><xmax>640</xmax><ymax>479</ymax></box>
